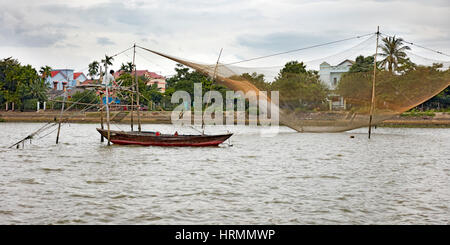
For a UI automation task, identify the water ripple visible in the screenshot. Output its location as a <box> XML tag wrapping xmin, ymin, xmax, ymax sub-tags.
<box><xmin>0</xmin><ymin>123</ymin><xmax>449</xmax><ymax>224</ymax></box>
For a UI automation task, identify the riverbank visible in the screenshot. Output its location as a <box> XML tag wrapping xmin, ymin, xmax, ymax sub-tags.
<box><xmin>1</xmin><ymin>110</ymin><xmax>449</xmax><ymax>127</ymax></box>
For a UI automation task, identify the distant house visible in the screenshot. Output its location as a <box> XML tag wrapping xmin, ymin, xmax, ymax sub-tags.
<box><xmin>80</xmin><ymin>79</ymin><xmax>98</xmax><ymax>86</ymax></box>
<box><xmin>114</xmin><ymin>70</ymin><xmax>166</xmax><ymax>92</ymax></box>
<box><xmin>46</xmin><ymin>69</ymin><xmax>87</xmax><ymax>91</ymax></box>
<box><xmin>319</xmin><ymin>59</ymin><xmax>354</xmax><ymax>110</ymax></box>
<box><xmin>73</xmin><ymin>72</ymin><xmax>88</xmax><ymax>86</ymax></box>
<box><xmin>319</xmin><ymin>59</ymin><xmax>354</xmax><ymax>90</ymax></box>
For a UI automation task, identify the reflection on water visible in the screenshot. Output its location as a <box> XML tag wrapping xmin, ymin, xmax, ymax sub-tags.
<box><xmin>0</xmin><ymin>123</ymin><xmax>449</xmax><ymax>224</ymax></box>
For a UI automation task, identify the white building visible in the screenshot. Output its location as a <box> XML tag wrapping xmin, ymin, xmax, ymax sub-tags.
<box><xmin>319</xmin><ymin>59</ymin><xmax>354</xmax><ymax>109</ymax></box>
<box><xmin>319</xmin><ymin>59</ymin><xmax>354</xmax><ymax>90</ymax></box>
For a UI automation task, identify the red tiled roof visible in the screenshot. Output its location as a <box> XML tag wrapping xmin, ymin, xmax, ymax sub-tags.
<box><xmin>81</xmin><ymin>79</ymin><xmax>96</xmax><ymax>85</ymax></box>
<box><xmin>51</xmin><ymin>71</ymin><xmax>60</xmax><ymax>77</ymax></box>
<box><xmin>114</xmin><ymin>70</ymin><xmax>165</xmax><ymax>79</ymax></box>
<box><xmin>73</xmin><ymin>72</ymin><xmax>85</xmax><ymax>80</ymax></box>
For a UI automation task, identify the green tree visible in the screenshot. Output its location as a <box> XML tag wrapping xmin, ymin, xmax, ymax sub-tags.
<box><xmin>29</xmin><ymin>79</ymin><xmax>48</xmax><ymax>102</ymax></box>
<box><xmin>378</xmin><ymin>36</ymin><xmax>411</xmax><ymax>73</ymax></box>
<box><xmin>120</xmin><ymin>62</ymin><xmax>135</xmax><ymax>73</ymax></box>
<box><xmin>348</xmin><ymin>55</ymin><xmax>374</xmax><ymax>73</ymax></box>
<box><xmin>0</xmin><ymin>58</ymin><xmax>50</xmax><ymax>110</ymax></box>
<box><xmin>39</xmin><ymin>66</ymin><xmax>52</xmax><ymax>80</ymax></box>
<box><xmin>396</xmin><ymin>57</ymin><xmax>417</xmax><ymax>74</ymax></box>
<box><xmin>230</xmin><ymin>72</ymin><xmax>271</xmax><ymax>91</ymax></box>
<box><xmin>277</xmin><ymin>61</ymin><xmax>307</xmax><ymax>78</ymax></box>
<box><xmin>272</xmin><ymin>61</ymin><xmax>328</xmax><ymax>110</ymax></box>
<box><xmin>69</xmin><ymin>90</ymin><xmax>99</xmax><ymax>110</ymax></box>
<box><xmin>165</xmin><ymin>64</ymin><xmax>228</xmax><ymax>109</ymax></box>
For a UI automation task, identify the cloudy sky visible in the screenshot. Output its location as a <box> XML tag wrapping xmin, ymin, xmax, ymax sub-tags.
<box><xmin>0</xmin><ymin>0</ymin><xmax>449</xmax><ymax>76</ymax></box>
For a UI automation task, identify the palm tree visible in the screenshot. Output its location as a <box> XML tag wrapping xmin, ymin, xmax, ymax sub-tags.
<box><xmin>29</xmin><ymin>79</ymin><xmax>48</xmax><ymax>102</ymax></box>
<box><xmin>39</xmin><ymin>66</ymin><xmax>52</xmax><ymax>80</ymax></box>
<box><xmin>100</xmin><ymin>55</ymin><xmax>114</xmax><ymax>79</ymax></box>
<box><xmin>120</xmin><ymin>62</ymin><xmax>135</xmax><ymax>73</ymax></box>
<box><xmin>378</xmin><ymin>36</ymin><xmax>411</xmax><ymax>73</ymax></box>
<box><xmin>101</xmin><ymin>55</ymin><xmax>114</xmax><ymax>68</ymax></box>
<box><xmin>88</xmin><ymin>61</ymin><xmax>99</xmax><ymax>79</ymax></box>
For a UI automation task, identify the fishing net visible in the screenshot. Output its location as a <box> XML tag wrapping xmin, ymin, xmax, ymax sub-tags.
<box><xmin>139</xmin><ymin>33</ymin><xmax>450</xmax><ymax>132</ymax></box>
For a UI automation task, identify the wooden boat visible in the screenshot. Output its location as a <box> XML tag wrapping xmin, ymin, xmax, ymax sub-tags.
<box><xmin>97</xmin><ymin>128</ymin><xmax>232</xmax><ymax>147</ymax></box>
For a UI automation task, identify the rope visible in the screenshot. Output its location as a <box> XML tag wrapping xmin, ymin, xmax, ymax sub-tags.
<box><xmin>136</xmin><ymin>32</ymin><xmax>375</xmax><ymax>67</ymax></box>
<box><xmin>222</xmin><ymin>33</ymin><xmax>376</xmax><ymax>66</ymax></box>
<box><xmin>110</xmin><ymin>46</ymin><xmax>134</xmax><ymax>58</ymax></box>
<box><xmin>379</xmin><ymin>32</ymin><xmax>450</xmax><ymax>58</ymax></box>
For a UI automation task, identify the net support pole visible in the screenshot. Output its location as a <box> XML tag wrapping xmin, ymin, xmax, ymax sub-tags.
<box><xmin>202</xmin><ymin>48</ymin><xmax>223</xmax><ymax>134</ymax></box>
<box><xmin>131</xmin><ymin>44</ymin><xmax>137</xmax><ymax>131</ymax></box>
<box><xmin>56</xmin><ymin>88</ymin><xmax>66</xmax><ymax>144</ymax></box>
<box><xmin>134</xmin><ymin>43</ymin><xmax>142</xmax><ymax>132</ymax></box>
<box><xmin>368</xmin><ymin>26</ymin><xmax>380</xmax><ymax>139</ymax></box>
<box><xmin>104</xmin><ymin>63</ymin><xmax>111</xmax><ymax>146</ymax></box>
<box><xmin>131</xmin><ymin>90</ymin><xmax>134</xmax><ymax>131</ymax></box>
<box><xmin>100</xmin><ymin>104</ymin><xmax>105</xmax><ymax>142</ymax></box>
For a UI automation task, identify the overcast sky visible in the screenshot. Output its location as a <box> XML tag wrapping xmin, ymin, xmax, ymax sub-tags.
<box><xmin>0</xmin><ymin>0</ymin><xmax>449</xmax><ymax>76</ymax></box>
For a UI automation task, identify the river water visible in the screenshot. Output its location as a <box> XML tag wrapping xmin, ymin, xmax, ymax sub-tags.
<box><xmin>0</xmin><ymin>122</ymin><xmax>448</xmax><ymax>224</ymax></box>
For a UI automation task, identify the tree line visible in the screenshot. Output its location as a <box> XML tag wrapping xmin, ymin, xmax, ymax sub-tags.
<box><xmin>0</xmin><ymin>57</ymin><xmax>50</xmax><ymax>111</ymax></box>
<box><xmin>1</xmin><ymin>35</ymin><xmax>448</xmax><ymax>112</ymax></box>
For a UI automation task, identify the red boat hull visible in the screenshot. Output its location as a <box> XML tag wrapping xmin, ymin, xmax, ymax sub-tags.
<box><xmin>97</xmin><ymin>128</ymin><xmax>232</xmax><ymax>147</ymax></box>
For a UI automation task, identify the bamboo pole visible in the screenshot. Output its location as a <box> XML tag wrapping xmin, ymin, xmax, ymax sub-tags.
<box><xmin>105</xmin><ymin>64</ymin><xmax>111</xmax><ymax>146</ymax></box>
<box><xmin>131</xmin><ymin>44</ymin><xmax>136</xmax><ymax>131</ymax></box>
<box><xmin>49</xmin><ymin>99</ymin><xmax>136</xmax><ymax>108</ymax></box>
<box><xmin>98</xmin><ymin>68</ymin><xmax>105</xmax><ymax>144</ymax></box>
<box><xmin>131</xmin><ymin>89</ymin><xmax>134</xmax><ymax>131</ymax></box>
<box><xmin>134</xmin><ymin>44</ymin><xmax>142</xmax><ymax>132</ymax></box>
<box><xmin>368</xmin><ymin>26</ymin><xmax>380</xmax><ymax>139</ymax></box>
<box><xmin>100</xmin><ymin>104</ymin><xmax>105</xmax><ymax>142</ymax></box>
<box><xmin>202</xmin><ymin>48</ymin><xmax>223</xmax><ymax>134</ymax></box>
<box><xmin>56</xmin><ymin>89</ymin><xmax>66</xmax><ymax>144</ymax></box>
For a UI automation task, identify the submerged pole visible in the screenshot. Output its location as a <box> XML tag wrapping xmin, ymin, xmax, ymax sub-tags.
<box><xmin>134</xmin><ymin>43</ymin><xmax>142</xmax><ymax>132</ymax></box>
<box><xmin>368</xmin><ymin>26</ymin><xmax>380</xmax><ymax>139</ymax></box>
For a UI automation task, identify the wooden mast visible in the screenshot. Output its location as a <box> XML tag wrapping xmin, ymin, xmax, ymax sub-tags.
<box><xmin>368</xmin><ymin>26</ymin><xmax>380</xmax><ymax>139</ymax></box>
<box><xmin>134</xmin><ymin>43</ymin><xmax>142</xmax><ymax>132</ymax></box>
